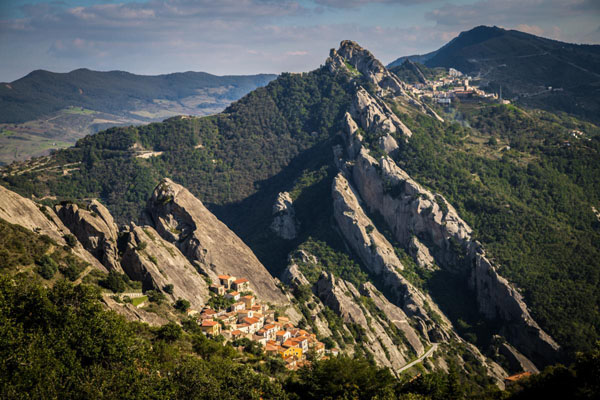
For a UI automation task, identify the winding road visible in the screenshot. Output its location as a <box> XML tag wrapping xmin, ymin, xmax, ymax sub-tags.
<box><xmin>397</xmin><ymin>343</ymin><xmax>439</xmax><ymax>373</ymax></box>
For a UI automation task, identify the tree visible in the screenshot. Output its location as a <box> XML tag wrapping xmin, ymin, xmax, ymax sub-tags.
<box><xmin>174</xmin><ymin>298</ymin><xmax>190</xmax><ymax>312</ymax></box>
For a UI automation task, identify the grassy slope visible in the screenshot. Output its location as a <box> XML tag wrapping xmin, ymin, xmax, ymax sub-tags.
<box><xmin>0</xmin><ymin>69</ymin><xmax>276</xmax><ymax>123</ymax></box>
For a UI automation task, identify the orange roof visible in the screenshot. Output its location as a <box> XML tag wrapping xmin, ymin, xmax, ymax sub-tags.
<box><xmin>218</xmin><ymin>275</ymin><xmax>231</xmax><ymax>280</ymax></box>
<box><xmin>241</xmin><ymin>295</ymin><xmax>253</xmax><ymax>299</ymax></box>
<box><xmin>264</xmin><ymin>324</ymin><xmax>277</xmax><ymax>330</ymax></box>
<box><xmin>276</xmin><ymin>330</ymin><xmax>287</xmax><ymax>336</ymax></box>
<box><xmin>231</xmin><ymin>330</ymin><xmax>243</xmax><ymax>335</ymax></box>
<box><xmin>227</xmin><ymin>291</ymin><xmax>240</xmax><ymax>296</ymax></box>
<box><xmin>505</xmin><ymin>372</ymin><xmax>532</xmax><ymax>382</ymax></box>
<box><xmin>243</xmin><ymin>317</ymin><xmax>260</xmax><ymax>325</ymax></box>
<box><xmin>234</xmin><ymin>278</ymin><xmax>249</xmax><ymax>284</ymax></box>
<box><xmin>265</xmin><ymin>344</ymin><xmax>280</xmax><ymax>351</ymax></box>
<box><xmin>282</xmin><ymin>339</ymin><xmax>299</xmax><ymax>348</ymax></box>
<box><xmin>201</xmin><ymin>320</ymin><xmax>218</xmax><ymax>327</ymax></box>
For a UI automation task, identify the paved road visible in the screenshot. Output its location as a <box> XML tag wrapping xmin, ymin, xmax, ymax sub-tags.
<box><xmin>397</xmin><ymin>343</ymin><xmax>439</xmax><ymax>373</ymax></box>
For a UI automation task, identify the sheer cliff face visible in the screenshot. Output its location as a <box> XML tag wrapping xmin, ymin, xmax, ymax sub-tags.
<box><xmin>55</xmin><ymin>200</ymin><xmax>122</xmax><ymax>273</ymax></box>
<box><xmin>121</xmin><ymin>224</ymin><xmax>209</xmax><ymax>309</ymax></box>
<box><xmin>327</xmin><ymin>40</ymin><xmax>560</xmax><ymax>366</ymax></box>
<box><xmin>0</xmin><ymin>185</ymin><xmax>107</xmax><ymax>272</ymax></box>
<box><xmin>146</xmin><ymin>178</ymin><xmax>287</xmax><ymax>305</ymax></box>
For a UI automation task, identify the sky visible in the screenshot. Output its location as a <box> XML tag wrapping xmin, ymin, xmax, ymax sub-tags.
<box><xmin>0</xmin><ymin>0</ymin><xmax>599</xmax><ymax>82</ymax></box>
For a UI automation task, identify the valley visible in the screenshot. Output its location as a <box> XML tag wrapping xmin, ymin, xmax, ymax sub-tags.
<box><xmin>1</xmin><ymin>31</ymin><xmax>599</xmax><ymax>399</ymax></box>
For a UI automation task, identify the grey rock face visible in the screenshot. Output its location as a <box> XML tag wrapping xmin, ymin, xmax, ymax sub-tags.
<box><xmin>409</xmin><ymin>237</ymin><xmax>435</xmax><ymax>270</ymax></box>
<box><xmin>281</xmin><ymin>263</ymin><xmax>310</xmax><ymax>287</ymax></box>
<box><xmin>348</xmin><ymin>149</ymin><xmax>560</xmax><ymax>365</ymax></box>
<box><xmin>328</xmin><ymin>40</ymin><xmax>407</xmax><ymax>96</ymax></box>
<box><xmin>55</xmin><ymin>200</ymin><xmax>122</xmax><ymax>272</ymax></box>
<box><xmin>270</xmin><ymin>191</ymin><xmax>297</xmax><ymax>240</ymax></box>
<box><xmin>0</xmin><ymin>185</ymin><xmax>106</xmax><ymax>272</ymax></box>
<box><xmin>314</xmin><ymin>272</ymin><xmax>414</xmax><ymax>371</ymax></box>
<box><xmin>146</xmin><ymin>178</ymin><xmax>287</xmax><ymax>304</ymax></box>
<box><xmin>331</xmin><ymin>172</ymin><xmax>450</xmax><ymax>340</ymax></box>
<box><xmin>350</xmin><ymin>88</ymin><xmax>413</xmax><ymax>138</ymax></box>
<box><xmin>121</xmin><ymin>224</ymin><xmax>209</xmax><ymax>309</ymax></box>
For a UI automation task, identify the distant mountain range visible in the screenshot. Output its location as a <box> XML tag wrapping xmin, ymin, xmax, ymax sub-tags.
<box><xmin>388</xmin><ymin>25</ymin><xmax>600</xmax><ymax>122</ymax></box>
<box><xmin>0</xmin><ymin>69</ymin><xmax>276</xmax><ymax>164</ymax></box>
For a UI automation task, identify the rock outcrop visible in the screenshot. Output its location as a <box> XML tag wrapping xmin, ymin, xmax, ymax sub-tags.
<box><xmin>409</xmin><ymin>237</ymin><xmax>435</xmax><ymax>270</ymax></box>
<box><xmin>314</xmin><ymin>272</ymin><xmax>414</xmax><ymax>372</ymax></box>
<box><xmin>121</xmin><ymin>224</ymin><xmax>209</xmax><ymax>309</ymax></box>
<box><xmin>55</xmin><ymin>200</ymin><xmax>122</xmax><ymax>272</ymax></box>
<box><xmin>360</xmin><ymin>281</ymin><xmax>424</xmax><ymax>356</ymax></box>
<box><xmin>327</xmin><ymin>40</ymin><xmax>407</xmax><ymax>96</ymax></box>
<box><xmin>331</xmin><ymin>172</ymin><xmax>450</xmax><ymax>341</ymax></box>
<box><xmin>350</xmin><ymin>88</ymin><xmax>413</xmax><ymax>138</ymax></box>
<box><xmin>270</xmin><ymin>191</ymin><xmax>298</xmax><ymax>240</ymax></box>
<box><xmin>0</xmin><ymin>185</ymin><xmax>106</xmax><ymax>272</ymax></box>
<box><xmin>344</xmin><ymin>127</ymin><xmax>559</xmax><ymax>366</ymax></box>
<box><xmin>146</xmin><ymin>178</ymin><xmax>286</xmax><ymax>304</ymax></box>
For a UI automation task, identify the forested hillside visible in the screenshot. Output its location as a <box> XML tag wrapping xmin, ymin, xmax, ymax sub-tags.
<box><xmin>1</xmin><ymin>42</ymin><xmax>599</xmax><ymax>363</ymax></box>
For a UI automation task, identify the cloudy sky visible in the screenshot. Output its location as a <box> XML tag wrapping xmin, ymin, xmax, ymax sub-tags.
<box><xmin>1</xmin><ymin>0</ymin><xmax>599</xmax><ymax>82</ymax></box>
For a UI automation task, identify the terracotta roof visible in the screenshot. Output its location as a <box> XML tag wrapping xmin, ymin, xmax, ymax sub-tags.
<box><xmin>282</xmin><ymin>339</ymin><xmax>299</xmax><ymax>348</ymax></box>
<box><xmin>201</xmin><ymin>320</ymin><xmax>218</xmax><ymax>327</ymax></box>
<box><xmin>241</xmin><ymin>295</ymin><xmax>253</xmax><ymax>299</ymax></box>
<box><xmin>233</xmin><ymin>278</ymin><xmax>249</xmax><ymax>284</ymax></box>
<box><xmin>218</xmin><ymin>275</ymin><xmax>231</xmax><ymax>280</ymax></box>
<box><xmin>276</xmin><ymin>330</ymin><xmax>287</xmax><ymax>336</ymax></box>
<box><xmin>505</xmin><ymin>372</ymin><xmax>532</xmax><ymax>382</ymax></box>
<box><xmin>231</xmin><ymin>330</ymin><xmax>242</xmax><ymax>335</ymax></box>
<box><xmin>243</xmin><ymin>317</ymin><xmax>260</xmax><ymax>325</ymax></box>
<box><xmin>264</xmin><ymin>324</ymin><xmax>277</xmax><ymax>330</ymax></box>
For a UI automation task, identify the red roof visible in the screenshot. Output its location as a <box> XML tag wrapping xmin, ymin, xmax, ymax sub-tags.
<box><xmin>234</xmin><ymin>278</ymin><xmax>249</xmax><ymax>284</ymax></box>
<box><xmin>202</xmin><ymin>320</ymin><xmax>218</xmax><ymax>327</ymax></box>
<box><xmin>243</xmin><ymin>317</ymin><xmax>260</xmax><ymax>325</ymax></box>
<box><xmin>218</xmin><ymin>275</ymin><xmax>232</xmax><ymax>280</ymax></box>
<box><xmin>505</xmin><ymin>372</ymin><xmax>532</xmax><ymax>382</ymax></box>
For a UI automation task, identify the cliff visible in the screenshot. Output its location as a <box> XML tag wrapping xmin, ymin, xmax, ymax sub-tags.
<box><xmin>146</xmin><ymin>178</ymin><xmax>287</xmax><ymax>304</ymax></box>
<box><xmin>55</xmin><ymin>200</ymin><xmax>122</xmax><ymax>272</ymax></box>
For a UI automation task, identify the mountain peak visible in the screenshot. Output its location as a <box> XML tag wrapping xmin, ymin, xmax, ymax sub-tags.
<box><xmin>327</xmin><ymin>40</ymin><xmax>407</xmax><ymax>96</ymax></box>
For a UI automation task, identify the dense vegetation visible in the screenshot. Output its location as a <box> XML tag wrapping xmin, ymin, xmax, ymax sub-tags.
<box><xmin>2</xmin><ymin>274</ymin><xmax>597</xmax><ymax>399</ymax></box>
<box><xmin>0</xmin><ymin>68</ymin><xmax>276</xmax><ymax>123</ymax></box>
<box><xmin>1</xmin><ymin>68</ymin><xmax>352</xmax><ymax>223</ymax></box>
<box><xmin>391</xmin><ymin>101</ymin><xmax>600</xmax><ymax>355</ymax></box>
<box><xmin>2</xmin><ymin>58</ymin><xmax>599</xmax><ymax>361</ymax></box>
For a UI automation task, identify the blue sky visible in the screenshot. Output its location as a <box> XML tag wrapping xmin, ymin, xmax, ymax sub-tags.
<box><xmin>1</xmin><ymin>0</ymin><xmax>599</xmax><ymax>81</ymax></box>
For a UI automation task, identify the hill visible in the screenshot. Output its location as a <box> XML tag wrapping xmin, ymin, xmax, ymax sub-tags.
<box><xmin>388</xmin><ymin>26</ymin><xmax>600</xmax><ymax>122</ymax></box>
<box><xmin>1</xmin><ymin>39</ymin><xmax>599</xmax><ymax>382</ymax></box>
<box><xmin>0</xmin><ymin>69</ymin><xmax>276</xmax><ymax>164</ymax></box>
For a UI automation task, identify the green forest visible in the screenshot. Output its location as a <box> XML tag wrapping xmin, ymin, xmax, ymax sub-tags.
<box><xmin>1</xmin><ymin>64</ymin><xmax>599</xmax><ymax>360</ymax></box>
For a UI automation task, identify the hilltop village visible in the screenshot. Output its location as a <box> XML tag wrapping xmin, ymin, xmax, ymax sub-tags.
<box><xmin>195</xmin><ymin>275</ymin><xmax>333</xmax><ymax>370</ymax></box>
<box><xmin>405</xmin><ymin>67</ymin><xmax>510</xmax><ymax>105</ymax></box>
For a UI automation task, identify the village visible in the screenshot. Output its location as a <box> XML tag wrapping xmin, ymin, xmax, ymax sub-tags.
<box><xmin>192</xmin><ymin>274</ymin><xmax>335</xmax><ymax>370</ymax></box>
<box><xmin>405</xmin><ymin>67</ymin><xmax>511</xmax><ymax>106</ymax></box>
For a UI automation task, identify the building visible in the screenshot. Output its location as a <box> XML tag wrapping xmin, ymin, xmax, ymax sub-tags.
<box><xmin>225</xmin><ymin>291</ymin><xmax>241</xmax><ymax>301</ymax></box>
<box><xmin>218</xmin><ymin>275</ymin><xmax>236</xmax><ymax>289</ymax></box>
<box><xmin>276</xmin><ymin>330</ymin><xmax>291</xmax><ymax>344</ymax></box>
<box><xmin>229</xmin><ymin>302</ymin><xmax>245</xmax><ymax>312</ymax></box>
<box><xmin>240</xmin><ymin>295</ymin><xmax>255</xmax><ymax>308</ymax></box>
<box><xmin>232</xmin><ymin>278</ymin><xmax>250</xmax><ymax>292</ymax></box>
<box><xmin>209</xmin><ymin>284</ymin><xmax>225</xmax><ymax>295</ymax></box>
<box><xmin>201</xmin><ymin>320</ymin><xmax>221</xmax><ymax>336</ymax></box>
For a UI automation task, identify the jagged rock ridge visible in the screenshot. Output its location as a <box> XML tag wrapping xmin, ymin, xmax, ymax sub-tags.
<box><xmin>146</xmin><ymin>178</ymin><xmax>287</xmax><ymax>304</ymax></box>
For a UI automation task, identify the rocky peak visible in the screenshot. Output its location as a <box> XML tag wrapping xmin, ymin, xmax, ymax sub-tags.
<box><xmin>146</xmin><ymin>178</ymin><xmax>287</xmax><ymax>304</ymax></box>
<box><xmin>327</xmin><ymin>40</ymin><xmax>407</xmax><ymax>96</ymax></box>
